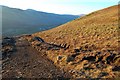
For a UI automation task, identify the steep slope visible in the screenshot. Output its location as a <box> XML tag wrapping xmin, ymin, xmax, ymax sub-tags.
<box><xmin>30</xmin><ymin>5</ymin><xmax>120</xmax><ymax>78</ymax></box>
<box><xmin>34</xmin><ymin>5</ymin><xmax>119</xmax><ymax>51</ymax></box>
<box><xmin>1</xmin><ymin>5</ymin><xmax>80</xmax><ymax>36</ymax></box>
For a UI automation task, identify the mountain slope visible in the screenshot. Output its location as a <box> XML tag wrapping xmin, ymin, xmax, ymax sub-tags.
<box><xmin>33</xmin><ymin>5</ymin><xmax>119</xmax><ymax>50</ymax></box>
<box><xmin>30</xmin><ymin>5</ymin><xmax>120</xmax><ymax>78</ymax></box>
<box><xmin>1</xmin><ymin>5</ymin><xmax>80</xmax><ymax>36</ymax></box>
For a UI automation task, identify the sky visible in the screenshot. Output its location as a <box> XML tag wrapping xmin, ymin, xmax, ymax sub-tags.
<box><xmin>0</xmin><ymin>0</ymin><xmax>119</xmax><ymax>15</ymax></box>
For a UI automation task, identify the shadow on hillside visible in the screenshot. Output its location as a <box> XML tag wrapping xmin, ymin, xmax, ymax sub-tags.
<box><xmin>32</xmin><ymin>36</ymin><xmax>70</xmax><ymax>50</ymax></box>
<box><xmin>2</xmin><ymin>37</ymin><xmax>17</xmax><ymax>60</ymax></box>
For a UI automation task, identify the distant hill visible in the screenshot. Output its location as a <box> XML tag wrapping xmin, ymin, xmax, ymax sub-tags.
<box><xmin>1</xmin><ymin>5</ymin><xmax>81</xmax><ymax>36</ymax></box>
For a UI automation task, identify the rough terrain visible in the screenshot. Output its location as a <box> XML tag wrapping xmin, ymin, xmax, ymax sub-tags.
<box><xmin>26</xmin><ymin>35</ymin><xmax>120</xmax><ymax>79</ymax></box>
<box><xmin>2</xmin><ymin>36</ymin><xmax>71</xmax><ymax>79</ymax></box>
<box><xmin>31</xmin><ymin>5</ymin><xmax>120</xmax><ymax>79</ymax></box>
<box><xmin>1</xmin><ymin>5</ymin><xmax>120</xmax><ymax>79</ymax></box>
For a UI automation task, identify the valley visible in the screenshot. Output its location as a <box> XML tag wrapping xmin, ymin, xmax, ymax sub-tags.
<box><xmin>1</xmin><ymin>5</ymin><xmax>80</xmax><ymax>36</ymax></box>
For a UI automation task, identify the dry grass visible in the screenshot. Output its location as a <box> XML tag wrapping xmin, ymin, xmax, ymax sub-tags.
<box><xmin>33</xmin><ymin>5</ymin><xmax>119</xmax><ymax>50</ymax></box>
<box><xmin>30</xmin><ymin>5</ymin><xmax>120</xmax><ymax>78</ymax></box>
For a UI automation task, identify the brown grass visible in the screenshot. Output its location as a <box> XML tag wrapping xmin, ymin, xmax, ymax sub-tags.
<box><xmin>33</xmin><ymin>5</ymin><xmax>119</xmax><ymax>51</ymax></box>
<box><xmin>30</xmin><ymin>5</ymin><xmax>120</xmax><ymax>78</ymax></box>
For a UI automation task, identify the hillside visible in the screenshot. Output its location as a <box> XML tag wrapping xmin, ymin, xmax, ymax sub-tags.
<box><xmin>2</xmin><ymin>5</ymin><xmax>120</xmax><ymax>79</ymax></box>
<box><xmin>29</xmin><ymin>5</ymin><xmax>120</xmax><ymax>78</ymax></box>
<box><xmin>33</xmin><ymin>5</ymin><xmax>119</xmax><ymax>50</ymax></box>
<box><xmin>1</xmin><ymin>5</ymin><xmax>80</xmax><ymax>36</ymax></box>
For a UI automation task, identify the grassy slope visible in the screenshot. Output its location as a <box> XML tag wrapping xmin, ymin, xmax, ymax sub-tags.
<box><xmin>31</xmin><ymin>5</ymin><xmax>120</xmax><ymax>78</ymax></box>
<box><xmin>33</xmin><ymin>5</ymin><xmax>119</xmax><ymax>51</ymax></box>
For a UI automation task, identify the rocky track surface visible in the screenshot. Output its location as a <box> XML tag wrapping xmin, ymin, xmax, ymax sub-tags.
<box><xmin>1</xmin><ymin>35</ymin><xmax>120</xmax><ymax>79</ymax></box>
<box><xmin>2</xmin><ymin>36</ymin><xmax>71</xmax><ymax>79</ymax></box>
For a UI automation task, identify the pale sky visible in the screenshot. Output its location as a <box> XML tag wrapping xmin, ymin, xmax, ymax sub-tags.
<box><xmin>0</xmin><ymin>0</ymin><xmax>119</xmax><ymax>15</ymax></box>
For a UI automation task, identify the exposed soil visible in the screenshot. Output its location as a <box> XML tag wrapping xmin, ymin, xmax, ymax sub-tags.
<box><xmin>2</xmin><ymin>36</ymin><xmax>71</xmax><ymax>79</ymax></box>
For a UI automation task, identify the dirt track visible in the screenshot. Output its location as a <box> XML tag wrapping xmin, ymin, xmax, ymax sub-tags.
<box><xmin>2</xmin><ymin>37</ymin><xmax>71</xmax><ymax>79</ymax></box>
